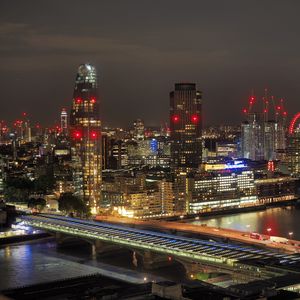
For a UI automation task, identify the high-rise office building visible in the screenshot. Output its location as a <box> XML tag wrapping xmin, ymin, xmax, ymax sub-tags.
<box><xmin>170</xmin><ymin>83</ymin><xmax>202</xmax><ymax>171</ymax></box>
<box><xmin>133</xmin><ymin>119</ymin><xmax>145</xmax><ymax>140</ymax></box>
<box><xmin>241</xmin><ymin>93</ymin><xmax>286</xmax><ymax>161</ymax></box>
<box><xmin>60</xmin><ymin>108</ymin><xmax>68</xmax><ymax>135</ymax></box>
<box><xmin>241</xmin><ymin>113</ymin><xmax>264</xmax><ymax>160</ymax></box>
<box><xmin>70</xmin><ymin>63</ymin><xmax>102</xmax><ymax>213</ymax></box>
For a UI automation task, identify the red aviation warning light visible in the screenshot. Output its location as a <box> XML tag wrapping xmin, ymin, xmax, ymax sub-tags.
<box><xmin>191</xmin><ymin>114</ymin><xmax>200</xmax><ymax>124</ymax></box>
<box><xmin>90</xmin><ymin>131</ymin><xmax>99</xmax><ymax>139</ymax></box>
<box><xmin>72</xmin><ymin>129</ymin><xmax>82</xmax><ymax>140</ymax></box>
<box><xmin>172</xmin><ymin>115</ymin><xmax>180</xmax><ymax>123</ymax></box>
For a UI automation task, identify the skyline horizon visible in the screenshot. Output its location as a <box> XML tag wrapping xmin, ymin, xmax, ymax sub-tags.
<box><xmin>0</xmin><ymin>64</ymin><xmax>297</xmax><ymax>129</ymax></box>
<box><xmin>2</xmin><ymin>1</ymin><xmax>300</xmax><ymax>128</ymax></box>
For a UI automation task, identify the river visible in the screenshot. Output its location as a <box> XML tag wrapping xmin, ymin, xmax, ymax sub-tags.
<box><xmin>0</xmin><ymin>238</ymin><xmax>184</xmax><ymax>290</ymax></box>
<box><xmin>1</xmin><ymin>205</ymin><xmax>300</xmax><ymax>290</ymax></box>
<box><xmin>190</xmin><ymin>205</ymin><xmax>300</xmax><ymax>240</ymax></box>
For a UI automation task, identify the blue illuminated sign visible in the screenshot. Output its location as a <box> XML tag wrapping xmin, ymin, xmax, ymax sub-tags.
<box><xmin>224</xmin><ymin>160</ymin><xmax>247</xmax><ymax>170</ymax></box>
<box><xmin>150</xmin><ymin>138</ymin><xmax>158</xmax><ymax>153</ymax></box>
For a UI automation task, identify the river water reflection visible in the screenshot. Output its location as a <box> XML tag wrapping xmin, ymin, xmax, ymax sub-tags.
<box><xmin>1</xmin><ymin>206</ymin><xmax>300</xmax><ymax>290</ymax></box>
<box><xmin>190</xmin><ymin>206</ymin><xmax>300</xmax><ymax>240</ymax></box>
<box><xmin>0</xmin><ymin>239</ymin><xmax>185</xmax><ymax>290</ymax></box>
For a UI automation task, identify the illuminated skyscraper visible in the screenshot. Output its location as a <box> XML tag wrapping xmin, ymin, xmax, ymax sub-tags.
<box><xmin>170</xmin><ymin>83</ymin><xmax>202</xmax><ymax>171</ymax></box>
<box><xmin>241</xmin><ymin>93</ymin><xmax>286</xmax><ymax>161</ymax></box>
<box><xmin>60</xmin><ymin>108</ymin><xmax>68</xmax><ymax>135</ymax></box>
<box><xmin>70</xmin><ymin>63</ymin><xmax>102</xmax><ymax>213</ymax></box>
<box><xmin>241</xmin><ymin>113</ymin><xmax>264</xmax><ymax>160</ymax></box>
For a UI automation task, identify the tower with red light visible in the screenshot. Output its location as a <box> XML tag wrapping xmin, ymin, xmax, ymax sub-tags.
<box><xmin>170</xmin><ymin>83</ymin><xmax>202</xmax><ymax>171</ymax></box>
<box><xmin>70</xmin><ymin>63</ymin><xmax>102</xmax><ymax>213</ymax></box>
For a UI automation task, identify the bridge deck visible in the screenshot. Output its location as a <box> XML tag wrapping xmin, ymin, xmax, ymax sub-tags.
<box><xmin>19</xmin><ymin>214</ymin><xmax>300</xmax><ymax>270</ymax></box>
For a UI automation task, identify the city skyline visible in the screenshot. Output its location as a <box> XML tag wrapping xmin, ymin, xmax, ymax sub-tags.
<box><xmin>1</xmin><ymin>1</ymin><xmax>300</xmax><ymax>127</ymax></box>
<box><xmin>1</xmin><ymin>2</ymin><xmax>300</xmax><ymax>298</ymax></box>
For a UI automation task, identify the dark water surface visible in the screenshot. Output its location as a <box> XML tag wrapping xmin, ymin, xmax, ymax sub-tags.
<box><xmin>0</xmin><ymin>239</ymin><xmax>184</xmax><ymax>290</ymax></box>
<box><xmin>1</xmin><ymin>206</ymin><xmax>300</xmax><ymax>289</ymax></box>
<box><xmin>190</xmin><ymin>206</ymin><xmax>300</xmax><ymax>240</ymax></box>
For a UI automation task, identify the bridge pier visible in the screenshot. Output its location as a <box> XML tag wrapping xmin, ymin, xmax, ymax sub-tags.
<box><xmin>55</xmin><ymin>233</ymin><xmax>120</xmax><ymax>258</ymax></box>
<box><xmin>139</xmin><ymin>250</ymin><xmax>172</xmax><ymax>270</ymax></box>
<box><xmin>91</xmin><ymin>240</ymin><xmax>121</xmax><ymax>258</ymax></box>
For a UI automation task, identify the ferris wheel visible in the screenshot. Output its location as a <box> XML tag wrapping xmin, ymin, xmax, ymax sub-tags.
<box><xmin>288</xmin><ymin>112</ymin><xmax>300</xmax><ymax>134</ymax></box>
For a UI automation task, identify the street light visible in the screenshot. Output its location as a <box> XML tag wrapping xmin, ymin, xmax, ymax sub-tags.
<box><xmin>289</xmin><ymin>232</ymin><xmax>293</xmax><ymax>239</ymax></box>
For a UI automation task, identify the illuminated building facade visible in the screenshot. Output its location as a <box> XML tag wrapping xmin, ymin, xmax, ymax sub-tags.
<box><xmin>241</xmin><ymin>93</ymin><xmax>286</xmax><ymax>161</ymax></box>
<box><xmin>188</xmin><ymin>162</ymin><xmax>257</xmax><ymax>214</ymax></box>
<box><xmin>60</xmin><ymin>108</ymin><xmax>68</xmax><ymax>135</ymax></box>
<box><xmin>70</xmin><ymin>63</ymin><xmax>102</xmax><ymax>213</ymax></box>
<box><xmin>133</xmin><ymin>119</ymin><xmax>145</xmax><ymax>140</ymax></box>
<box><xmin>170</xmin><ymin>83</ymin><xmax>202</xmax><ymax>171</ymax></box>
<box><xmin>0</xmin><ymin>159</ymin><xmax>4</xmax><ymax>199</ymax></box>
<box><xmin>241</xmin><ymin>113</ymin><xmax>264</xmax><ymax>161</ymax></box>
<box><xmin>287</xmin><ymin>113</ymin><xmax>300</xmax><ymax>176</ymax></box>
<box><xmin>101</xmin><ymin>170</ymin><xmax>174</xmax><ymax>218</ymax></box>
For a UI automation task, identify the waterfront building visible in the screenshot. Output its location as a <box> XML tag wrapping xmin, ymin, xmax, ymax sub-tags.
<box><xmin>287</xmin><ymin>133</ymin><xmax>300</xmax><ymax>176</ymax></box>
<box><xmin>0</xmin><ymin>159</ymin><xmax>4</xmax><ymax>199</ymax></box>
<box><xmin>188</xmin><ymin>161</ymin><xmax>257</xmax><ymax>214</ymax></box>
<box><xmin>255</xmin><ymin>176</ymin><xmax>297</xmax><ymax>203</ymax></box>
<box><xmin>158</xmin><ymin>179</ymin><xmax>174</xmax><ymax>214</ymax></box>
<box><xmin>101</xmin><ymin>169</ymin><xmax>173</xmax><ymax>218</ymax></box>
<box><xmin>70</xmin><ymin>63</ymin><xmax>102</xmax><ymax>213</ymax></box>
<box><xmin>287</xmin><ymin>113</ymin><xmax>300</xmax><ymax>176</ymax></box>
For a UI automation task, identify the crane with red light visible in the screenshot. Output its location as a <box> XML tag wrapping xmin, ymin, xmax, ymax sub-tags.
<box><xmin>242</xmin><ymin>89</ymin><xmax>288</xmax><ymax>122</ymax></box>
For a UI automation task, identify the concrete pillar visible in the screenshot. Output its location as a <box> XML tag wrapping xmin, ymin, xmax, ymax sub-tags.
<box><xmin>141</xmin><ymin>251</ymin><xmax>171</xmax><ymax>269</ymax></box>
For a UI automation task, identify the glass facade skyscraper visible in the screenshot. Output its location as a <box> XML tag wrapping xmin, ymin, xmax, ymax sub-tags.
<box><xmin>70</xmin><ymin>63</ymin><xmax>102</xmax><ymax>213</ymax></box>
<box><xmin>170</xmin><ymin>83</ymin><xmax>202</xmax><ymax>171</ymax></box>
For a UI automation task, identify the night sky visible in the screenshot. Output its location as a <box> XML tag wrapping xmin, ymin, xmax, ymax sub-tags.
<box><xmin>1</xmin><ymin>1</ymin><xmax>300</xmax><ymax>128</ymax></box>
